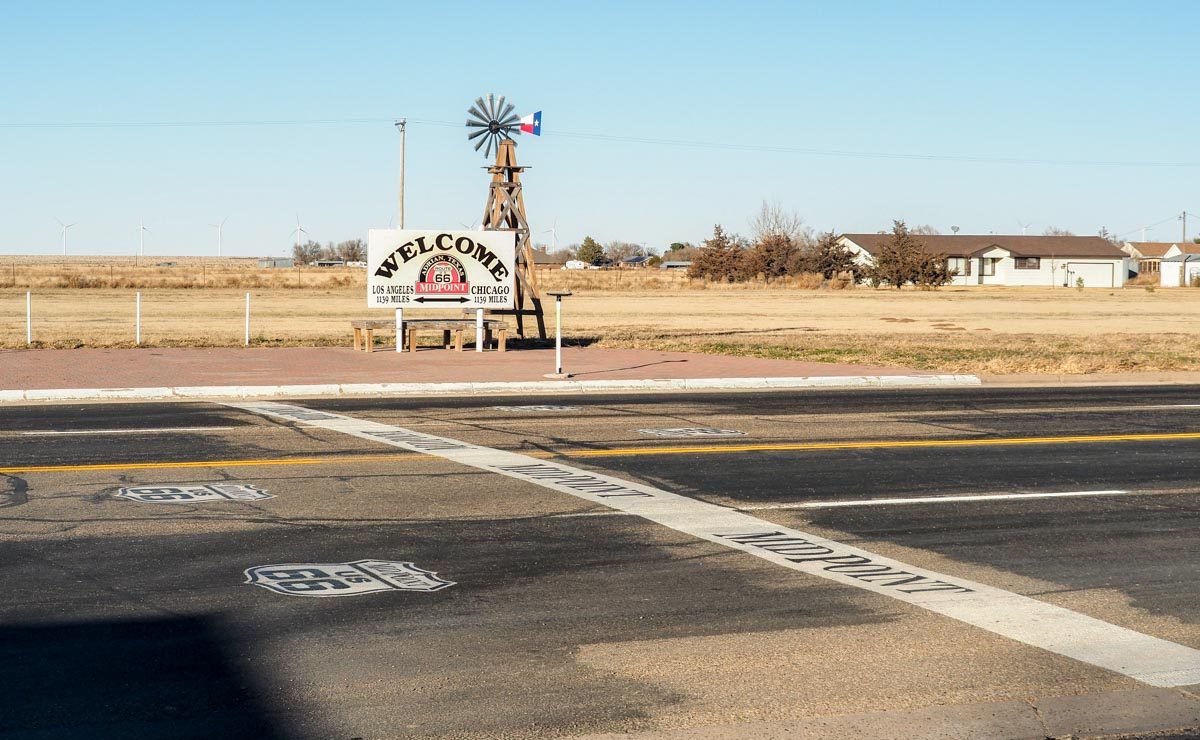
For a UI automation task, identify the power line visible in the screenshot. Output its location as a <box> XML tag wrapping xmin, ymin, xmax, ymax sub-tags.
<box><xmin>3</xmin><ymin>116</ymin><xmax>1200</xmax><ymax>168</ymax></box>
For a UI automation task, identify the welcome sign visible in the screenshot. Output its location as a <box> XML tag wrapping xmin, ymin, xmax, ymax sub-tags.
<box><xmin>367</xmin><ymin>229</ymin><xmax>517</xmax><ymax>309</ymax></box>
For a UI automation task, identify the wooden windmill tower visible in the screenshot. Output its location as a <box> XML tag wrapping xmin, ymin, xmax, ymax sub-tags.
<box><xmin>466</xmin><ymin>94</ymin><xmax>546</xmax><ymax>339</ymax></box>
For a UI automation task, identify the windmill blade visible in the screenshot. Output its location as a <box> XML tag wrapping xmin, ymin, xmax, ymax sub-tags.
<box><xmin>465</xmin><ymin>119</ymin><xmax>489</xmax><ymax>128</ymax></box>
<box><xmin>497</xmin><ymin>100</ymin><xmax>515</xmax><ymax>122</ymax></box>
<box><xmin>485</xmin><ymin>94</ymin><xmax>497</xmax><ymax>121</ymax></box>
<box><xmin>468</xmin><ymin>127</ymin><xmax>489</xmax><ymax>141</ymax></box>
<box><xmin>473</xmin><ymin>97</ymin><xmax>488</xmax><ymax>116</ymax></box>
<box><xmin>499</xmin><ymin>112</ymin><xmax>520</xmax><ymax>126</ymax></box>
<box><xmin>467</xmin><ymin>104</ymin><xmax>488</xmax><ymax>122</ymax></box>
<box><xmin>473</xmin><ymin>134</ymin><xmax>488</xmax><ymax>152</ymax></box>
<box><xmin>484</xmin><ymin>135</ymin><xmax>494</xmax><ymax>159</ymax></box>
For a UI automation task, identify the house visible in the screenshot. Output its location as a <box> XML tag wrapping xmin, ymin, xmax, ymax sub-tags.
<box><xmin>259</xmin><ymin>258</ymin><xmax>295</xmax><ymax>268</ymax></box>
<box><xmin>1121</xmin><ymin>242</ymin><xmax>1175</xmax><ymax>274</ymax></box>
<box><xmin>621</xmin><ymin>255</ymin><xmax>653</xmax><ymax>268</ymax></box>
<box><xmin>313</xmin><ymin>259</ymin><xmax>345</xmax><ymax>268</ymax></box>
<box><xmin>837</xmin><ymin>234</ymin><xmax>1129</xmax><ymax>288</ymax></box>
<box><xmin>659</xmin><ymin>261</ymin><xmax>692</xmax><ymax>270</ymax></box>
<box><xmin>1160</xmin><ymin>254</ymin><xmax>1200</xmax><ymax>287</ymax></box>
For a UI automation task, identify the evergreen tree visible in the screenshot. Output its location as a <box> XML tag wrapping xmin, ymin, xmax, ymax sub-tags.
<box><xmin>806</xmin><ymin>231</ymin><xmax>862</xmax><ymax>280</ymax></box>
<box><xmin>688</xmin><ymin>225</ymin><xmax>744</xmax><ymax>281</ymax></box>
<box><xmin>870</xmin><ymin>220</ymin><xmax>922</xmax><ymax>288</ymax></box>
<box><xmin>575</xmin><ymin>236</ymin><xmax>604</xmax><ymax>264</ymax></box>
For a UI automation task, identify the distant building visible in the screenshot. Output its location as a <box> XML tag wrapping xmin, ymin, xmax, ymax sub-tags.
<box><xmin>838</xmin><ymin>234</ymin><xmax>1129</xmax><ymax>288</ymax></box>
<box><xmin>659</xmin><ymin>261</ymin><xmax>692</xmax><ymax>270</ymax></box>
<box><xmin>313</xmin><ymin>259</ymin><xmax>345</xmax><ymax>268</ymax></box>
<box><xmin>1160</xmin><ymin>254</ymin><xmax>1200</xmax><ymax>287</ymax></box>
<box><xmin>562</xmin><ymin>260</ymin><xmax>588</xmax><ymax>270</ymax></box>
<box><xmin>259</xmin><ymin>258</ymin><xmax>295</xmax><ymax>268</ymax></box>
<box><xmin>621</xmin><ymin>255</ymin><xmax>653</xmax><ymax>268</ymax></box>
<box><xmin>1122</xmin><ymin>242</ymin><xmax>1200</xmax><ymax>275</ymax></box>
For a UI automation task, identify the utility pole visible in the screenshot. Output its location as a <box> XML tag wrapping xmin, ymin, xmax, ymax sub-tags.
<box><xmin>1182</xmin><ymin>211</ymin><xmax>1189</xmax><ymax>244</ymax></box>
<box><xmin>394</xmin><ymin>119</ymin><xmax>407</xmax><ymax>229</ymax></box>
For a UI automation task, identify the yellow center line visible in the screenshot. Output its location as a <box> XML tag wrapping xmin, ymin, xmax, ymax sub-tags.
<box><xmin>3</xmin><ymin>430</ymin><xmax>1200</xmax><ymax>474</ymax></box>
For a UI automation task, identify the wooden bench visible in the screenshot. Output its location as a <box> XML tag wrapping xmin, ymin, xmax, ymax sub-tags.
<box><xmin>351</xmin><ymin>318</ymin><xmax>507</xmax><ymax>352</ymax></box>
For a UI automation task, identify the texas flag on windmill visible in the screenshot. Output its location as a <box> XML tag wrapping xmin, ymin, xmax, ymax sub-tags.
<box><xmin>519</xmin><ymin>111</ymin><xmax>542</xmax><ymax>136</ymax></box>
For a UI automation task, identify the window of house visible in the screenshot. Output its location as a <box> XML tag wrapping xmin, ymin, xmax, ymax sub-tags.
<box><xmin>1013</xmin><ymin>257</ymin><xmax>1041</xmax><ymax>270</ymax></box>
<box><xmin>981</xmin><ymin>258</ymin><xmax>997</xmax><ymax>276</ymax></box>
<box><xmin>948</xmin><ymin>257</ymin><xmax>972</xmax><ymax>276</ymax></box>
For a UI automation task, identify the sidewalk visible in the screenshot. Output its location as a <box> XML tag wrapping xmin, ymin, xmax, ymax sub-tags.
<box><xmin>0</xmin><ymin>346</ymin><xmax>976</xmax><ymax>401</ymax></box>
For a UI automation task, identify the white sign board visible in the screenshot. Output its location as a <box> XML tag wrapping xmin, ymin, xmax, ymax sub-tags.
<box><xmin>367</xmin><ymin>229</ymin><xmax>517</xmax><ymax>309</ymax></box>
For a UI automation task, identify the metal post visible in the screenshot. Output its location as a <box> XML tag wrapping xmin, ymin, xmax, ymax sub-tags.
<box><xmin>25</xmin><ymin>291</ymin><xmax>31</xmax><ymax>345</ymax></box>
<box><xmin>555</xmin><ymin>298</ymin><xmax>562</xmax><ymax>373</ymax></box>
<box><xmin>244</xmin><ymin>292</ymin><xmax>250</xmax><ymax>346</ymax></box>
<box><xmin>395</xmin><ymin>119</ymin><xmax>406</xmax><ymax>229</ymax></box>
<box><xmin>544</xmin><ymin>291</ymin><xmax>572</xmax><ymax>378</ymax></box>
<box><xmin>395</xmin><ymin>307</ymin><xmax>404</xmax><ymax>353</ymax></box>
<box><xmin>136</xmin><ymin>292</ymin><xmax>141</xmax><ymax>345</ymax></box>
<box><xmin>475</xmin><ymin>308</ymin><xmax>484</xmax><ymax>352</ymax></box>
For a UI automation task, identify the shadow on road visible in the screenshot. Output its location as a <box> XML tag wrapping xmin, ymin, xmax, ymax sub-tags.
<box><xmin>0</xmin><ymin>615</ymin><xmax>296</xmax><ymax>739</ymax></box>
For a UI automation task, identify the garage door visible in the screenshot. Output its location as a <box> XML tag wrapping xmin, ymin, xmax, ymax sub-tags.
<box><xmin>1065</xmin><ymin>262</ymin><xmax>1115</xmax><ymax>288</ymax></box>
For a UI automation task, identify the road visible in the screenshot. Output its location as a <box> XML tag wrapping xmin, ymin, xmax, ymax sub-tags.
<box><xmin>3</xmin><ymin>386</ymin><xmax>1200</xmax><ymax>739</ymax></box>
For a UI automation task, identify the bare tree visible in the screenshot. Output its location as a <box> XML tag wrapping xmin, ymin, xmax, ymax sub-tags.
<box><xmin>293</xmin><ymin>240</ymin><xmax>323</xmax><ymax>265</ymax></box>
<box><xmin>750</xmin><ymin>200</ymin><xmax>813</xmax><ymax>245</ymax></box>
<box><xmin>604</xmin><ymin>241</ymin><xmax>642</xmax><ymax>262</ymax></box>
<box><xmin>1042</xmin><ymin>226</ymin><xmax>1075</xmax><ymax>237</ymax></box>
<box><xmin>336</xmin><ymin>239</ymin><xmax>366</xmax><ymax>262</ymax></box>
<box><xmin>909</xmin><ymin>224</ymin><xmax>942</xmax><ymax>235</ymax></box>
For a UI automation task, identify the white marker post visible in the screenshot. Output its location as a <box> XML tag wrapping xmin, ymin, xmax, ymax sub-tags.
<box><xmin>544</xmin><ymin>291</ymin><xmax>572</xmax><ymax>378</ymax></box>
<box><xmin>395</xmin><ymin>307</ymin><xmax>403</xmax><ymax>353</ymax></box>
<box><xmin>135</xmin><ymin>292</ymin><xmax>141</xmax><ymax>345</ymax></box>
<box><xmin>25</xmin><ymin>291</ymin><xmax>31</xmax><ymax>345</ymax></box>
<box><xmin>475</xmin><ymin>308</ymin><xmax>484</xmax><ymax>352</ymax></box>
<box><xmin>244</xmin><ymin>292</ymin><xmax>250</xmax><ymax>346</ymax></box>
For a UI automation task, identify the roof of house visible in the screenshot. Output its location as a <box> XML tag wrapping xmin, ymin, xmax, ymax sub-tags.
<box><xmin>622</xmin><ymin>255</ymin><xmax>652</xmax><ymax>264</ymax></box>
<box><xmin>840</xmin><ymin>234</ymin><xmax>1126</xmax><ymax>259</ymax></box>
<box><xmin>1125</xmin><ymin>241</ymin><xmax>1178</xmax><ymax>258</ymax></box>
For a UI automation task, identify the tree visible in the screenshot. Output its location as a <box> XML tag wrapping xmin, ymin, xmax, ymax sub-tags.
<box><xmin>293</xmin><ymin>240</ymin><xmax>322</xmax><ymax>265</ymax></box>
<box><xmin>869</xmin><ymin>220</ymin><xmax>924</xmax><ymax>288</ymax></box>
<box><xmin>745</xmin><ymin>233</ymin><xmax>800</xmax><ymax>278</ymax></box>
<box><xmin>806</xmin><ymin>231</ymin><xmax>863</xmax><ymax>280</ymax></box>
<box><xmin>576</xmin><ymin>236</ymin><xmax>604</xmax><ymax>264</ymax></box>
<box><xmin>750</xmin><ymin>200</ymin><xmax>812</xmax><ymax>245</ymax></box>
<box><xmin>1043</xmin><ymin>226</ymin><xmax>1075</xmax><ymax>237</ymax></box>
<box><xmin>604</xmin><ymin>241</ymin><xmax>642</xmax><ymax>262</ymax></box>
<box><xmin>667</xmin><ymin>242</ymin><xmax>691</xmax><ymax>252</ymax></box>
<box><xmin>688</xmin><ymin>225</ymin><xmax>744</xmax><ymax>281</ymax></box>
<box><xmin>336</xmin><ymin>239</ymin><xmax>366</xmax><ymax>262</ymax></box>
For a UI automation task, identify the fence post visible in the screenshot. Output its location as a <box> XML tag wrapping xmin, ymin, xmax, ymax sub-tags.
<box><xmin>135</xmin><ymin>292</ymin><xmax>141</xmax><ymax>345</ymax></box>
<box><xmin>395</xmin><ymin>307</ymin><xmax>403</xmax><ymax>353</ymax></box>
<box><xmin>25</xmin><ymin>291</ymin><xmax>31</xmax><ymax>345</ymax></box>
<box><xmin>244</xmin><ymin>292</ymin><xmax>250</xmax><ymax>346</ymax></box>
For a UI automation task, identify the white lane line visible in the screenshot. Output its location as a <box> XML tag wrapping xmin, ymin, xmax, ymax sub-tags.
<box><xmin>227</xmin><ymin>401</ymin><xmax>1200</xmax><ymax>688</ymax></box>
<box><xmin>743</xmin><ymin>490</ymin><xmax>1130</xmax><ymax>510</ymax></box>
<box><xmin>19</xmin><ymin>426</ymin><xmax>240</xmax><ymax>436</ymax></box>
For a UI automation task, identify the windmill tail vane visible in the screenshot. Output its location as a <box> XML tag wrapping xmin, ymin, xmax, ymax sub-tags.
<box><xmin>465</xmin><ymin>94</ymin><xmax>541</xmax><ymax>158</ymax></box>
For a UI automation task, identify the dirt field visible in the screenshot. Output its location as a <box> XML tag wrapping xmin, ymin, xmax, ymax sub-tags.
<box><xmin>1</xmin><ymin>261</ymin><xmax>1197</xmax><ymax>374</ymax></box>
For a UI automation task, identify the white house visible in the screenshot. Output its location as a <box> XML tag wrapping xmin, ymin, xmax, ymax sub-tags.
<box><xmin>1160</xmin><ymin>254</ymin><xmax>1200</xmax><ymax>287</ymax></box>
<box><xmin>1121</xmin><ymin>242</ymin><xmax>1177</xmax><ymax>275</ymax></box>
<box><xmin>838</xmin><ymin>234</ymin><xmax>1129</xmax><ymax>288</ymax></box>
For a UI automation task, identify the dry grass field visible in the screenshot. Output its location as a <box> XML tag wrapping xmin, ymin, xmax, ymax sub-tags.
<box><xmin>2</xmin><ymin>257</ymin><xmax>1198</xmax><ymax>374</ymax></box>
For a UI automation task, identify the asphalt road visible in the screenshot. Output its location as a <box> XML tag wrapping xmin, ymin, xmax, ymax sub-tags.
<box><xmin>4</xmin><ymin>386</ymin><xmax>1200</xmax><ymax>739</ymax></box>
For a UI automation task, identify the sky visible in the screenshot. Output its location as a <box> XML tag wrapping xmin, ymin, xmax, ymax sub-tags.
<box><xmin>2</xmin><ymin>1</ymin><xmax>1198</xmax><ymax>257</ymax></box>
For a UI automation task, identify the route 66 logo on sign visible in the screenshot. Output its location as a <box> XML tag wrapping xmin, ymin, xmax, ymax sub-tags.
<box><xmin>244</xmin><ymin>560</ymin><xmax>454</xmax><ymax>597</ymax></box>
<box><xmin>117</xmin><ymin>483</ymin><xmax>273</xmax><ymax>503</ymax></box>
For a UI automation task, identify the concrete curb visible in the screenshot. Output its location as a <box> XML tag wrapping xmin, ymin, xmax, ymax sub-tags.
<box><xmin>0</xmin><ymin>374</ymin><xmax>980</xmax><ymax>402</ymax></box>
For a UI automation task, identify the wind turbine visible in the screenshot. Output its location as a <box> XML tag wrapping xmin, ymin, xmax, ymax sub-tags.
<box><xmin>539</xmin><ymin>218</ymin><xmax>559</xmax><ymax>251</ymax></box>
<box><xmin>292</xmin><ymin>215</ymin><xmax>308</xmax><ymax>252</ymax></box>
<box><xmin>1016</xmin><ymin>219</ymin><xmax>1033</xmax><ymax>236</ymax></box>
<box><xmin>138</xmin><ymin>217</ymin><xmax>150</xmax><ymax>256</ymax></box>
<box><xmin>54</xmin><ymin>218</ymin><xmax>76</xmax><ymax>255</ymax></box>
<box><xmin>209</xmin><ymin>217</ymin><xmax>228</xmax><ymax>256</ymax></box>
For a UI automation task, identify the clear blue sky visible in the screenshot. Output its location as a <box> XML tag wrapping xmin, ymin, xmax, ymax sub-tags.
<box><xmin>2</xmin><ymin>1</ymin><xmax>1198</xmax><ymax>256</ymax></box>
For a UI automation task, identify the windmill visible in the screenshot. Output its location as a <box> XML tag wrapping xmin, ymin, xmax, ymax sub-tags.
<box><xmin>54</xmin><ymin>218</ymin><xmax>76</xmax><ymax>255</ymax></box>
<box><xmin>468</xmin><ymin>94</ymin><xmax>546</xmax><ymax>338</ymax></box>
<box><xmin>209</xmin><ymin>217</ymin><xmax>228</xmax><ymax>256</ymax></box>
<box><xmin>138</xmin><ymin>217</ymin><xmax>150</xmax><ymax>257</ymax></box>
<box><xmin>292</xmin><ymin>215</ymin><xmax>308</xmax><ymax>252</ymax></box>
